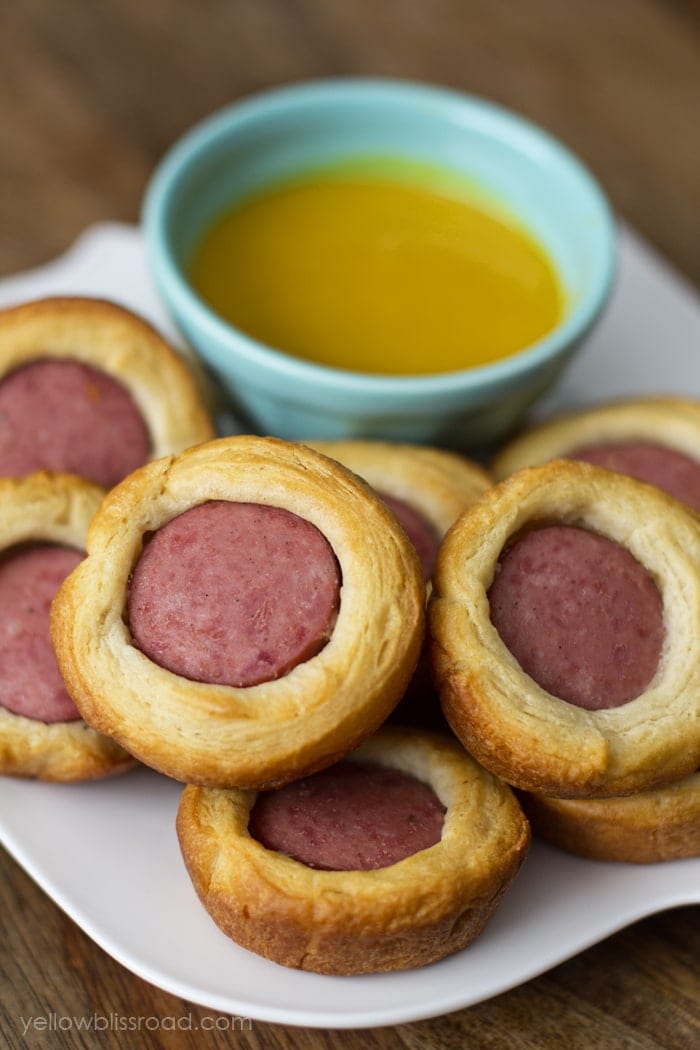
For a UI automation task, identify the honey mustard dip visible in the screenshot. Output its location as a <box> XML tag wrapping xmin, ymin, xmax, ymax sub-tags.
<box><xmin>189</xmin><ymin>165</ymin><xmax>564</xmax><ymax>376</ymax></box>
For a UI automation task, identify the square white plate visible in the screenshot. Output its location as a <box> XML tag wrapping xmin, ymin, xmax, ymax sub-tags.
<box><xmin>0</xmin><ymin>222</ymin><xmax>698</xmax><ymax>1028</ymax></box>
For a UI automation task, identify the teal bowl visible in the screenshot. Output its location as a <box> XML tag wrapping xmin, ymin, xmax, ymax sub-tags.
<box><xmin>142</xmin><ymin>79</ymin><xmax>616</xmax><ymax>448</ymax></box>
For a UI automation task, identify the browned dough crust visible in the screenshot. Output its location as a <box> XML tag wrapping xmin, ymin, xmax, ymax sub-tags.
<box><xmin>0</xmin><ymin>296</ymin><xmax>214</xmax><ymax>461</ymax></box>
<box><xmin>306</xmin><ymin>440</ymin><xmax>492</xmax><ymax>540</ymax></box>
<box><xmin>429</xmin><ymin>460</ymin><xmax>700</xmax><ymax>798</ymax></box>
<box><xmin>176</xmin><ymin>726</ymin><xmax>530</xmax><ymax>975</ymax></box>
<box><xmin>491</xmin><ymin>396</ymin><xmax>700</xmax><ymax>482</ymax></box>
<box><xmin>0</xmin><ymin>472</ymin><xmax>134</xmax><ymax>781</ymax></box>
<box><xmin>522</xmin><ymin>771</ymin><xmax>700</xmax><ymax>863</ymax></box>
<box><xmin>52</xmin><ymin>436</ymin><xmax>425</xmax><ymax>788</ymax></box>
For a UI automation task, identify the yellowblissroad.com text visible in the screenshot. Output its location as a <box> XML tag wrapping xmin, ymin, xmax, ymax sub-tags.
<box><xmin>19</xmin><ymin>1012</ymin><xmax>253</xmax><ymax>1035</ymax></box>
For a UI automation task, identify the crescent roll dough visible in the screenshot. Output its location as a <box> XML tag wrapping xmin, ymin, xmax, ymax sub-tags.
<box><xmin>492</xmin><ymin>397</ymin><xmax>700</xmax><ymax>484</ymax></box>
<box><xmin>522</xmin><ymin>771</ymin><xmax>700</xmax><ymax>863</ymax></box>
<box><xmin>0</xmin><ymin>296</ymin><xmax>214</xmax><ymax>465</ymax></box>
<box><xmin>0</xmin><ymin>472</ymin><xmax>134</xmax><ymax>781</ymax></box>
<box><xmin>177</xmin><ymin>726</ymin><xmax>530</xmax><ymax>974</ymax></box>
<box><xmin>52</xmin><ymin>436</ymin><xmax>425</xmax><ymax>788</ymax></box>
<box><xmin>429</xmin><ymin>460</ymin><xmax>700</xmax><ymax>798</ymax></box>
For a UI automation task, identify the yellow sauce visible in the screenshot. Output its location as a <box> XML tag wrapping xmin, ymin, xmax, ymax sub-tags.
<box><xmin>189</xmin><ymin>167</ymin><xmax>564</xmax><ymax>375</ymax></box>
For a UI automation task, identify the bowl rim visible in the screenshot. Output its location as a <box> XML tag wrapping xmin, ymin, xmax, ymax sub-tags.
<box><xmin>142</xmin><ymin>76</ymin><xmax>617</xmax><ymax>397</ymax></box>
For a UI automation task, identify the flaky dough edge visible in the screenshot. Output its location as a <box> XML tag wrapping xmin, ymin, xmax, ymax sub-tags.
<box><xmin>491</xmin><ymin>396</ymin><xmax>700</xmax><ymax>482</ymax></box>
<box><xmin>176</xmin><ymin>725</ymin><xmax>530</xmax><ymax>975</ymax></box>
<box><xmin>0</xmin><ymin>472</ymin><xmax>135</xmax><ymax>781</ymax></box>
<box><xmin>0</xmin><ymin>296</ymin><xmax>215</xmax><ymax>459</ymax></box>
<box><xmin>522</xmin><ymin>771</ymin><xmax>700</xmax><ymax>863</ymax></box>
<box><xmin>52</xmin><ymin>437</ymin><xmax>426</xmax><ymax>788</ymax></box>
<box><xmin>429</xmin><ymin>460</ymin><xmax>700</xmax><ymax>798</ymax></box>
<box><xmin>306</xmin><ymin>440</ymin><xmax>492</xmax><ymax>538</ymax></box>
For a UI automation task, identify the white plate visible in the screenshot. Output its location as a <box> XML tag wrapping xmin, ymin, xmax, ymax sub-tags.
<box><xmin>0</xmin><ymin>223</ymin><xmax>699</xmax><ymax>1028</ymax></box>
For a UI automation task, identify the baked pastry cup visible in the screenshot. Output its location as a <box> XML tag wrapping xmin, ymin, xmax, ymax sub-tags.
<box><xmin>0</xmin><ymin>296</ymin><xmax>214</xmax><ymax>482</ymax></box>
<box><xmin>0</xmin><ymin>472</ymin><xmax>134</xmax><ymax>781</ymax></box>
<box><xmin>429</xmin><ymin>460</ymin><xmax>700</xmax><ymax>798</ymax></box>
<box><xmin>307</xmin><ymin>439</ymin><xmax>491</xmax><ymax>572</ymax></box>
<box><xmin>176</xmin><ymin>725</ymin><xmax>530</xmax><ymax>975</ymax></box>
<box><xmin>306</xmin><ymin>436</ymin><xmax>493</xmax><ymax>730</ymax></box>
<box><xmin>491</xmin><ymin>396</ymin><xmax>700</xmax><ymax>493</ymax></box>
<box><xmin>307</xmin><ymin>441</ymin><xmax>491</xmax><ymax>730</ymax></box>
<box><xmin>522</xmin><ymin>771</ymin><xmax>700</xmax><ymax>863</ymax></box>
<box><xmin>51</xmin><ymin>436</ymin><xmax>425</xmax><ymax>788</ymax></box>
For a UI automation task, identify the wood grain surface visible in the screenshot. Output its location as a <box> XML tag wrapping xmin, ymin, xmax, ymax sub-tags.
<box><xmin>1</xmin><ymin>2</ymin><xmax>698</xmax><ymax>1047</ymax></box>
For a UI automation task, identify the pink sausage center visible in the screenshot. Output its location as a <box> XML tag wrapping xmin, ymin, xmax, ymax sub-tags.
<box><xmin>571</xmin><ymin>441</ymin><xmax>700</xmax><ymax>512</ymax></box>
<box><xmin>0</xmin><ymin>359</ymin><xmax>151</xmax><ymax>488</ymax></box>
<box><xmin>0</xmin><ymin>545</ymin><xmax>83</xmax><ymax>723</ymax></box>
<box><xmin>377</xmin><ymin>491</ymin><xmax>440</xmax><ymax>580</ymax></box>
<box><xmin>128</xmin><ymin>501</ymin><xmax>341</xmax><ymax>688</ymax></box>
<box><xmin>249</xmin><ymin>760</ymin><xmax>445</xmax><ymax>870</ymax></box>
<box><xmin>488</xmin><ymin>525</ymin><xmax>664</xmax><ymax>710</ymax></box>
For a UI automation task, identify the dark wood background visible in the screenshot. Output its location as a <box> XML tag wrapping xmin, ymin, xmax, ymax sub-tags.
<box><xmin>1</xmin><ymin>2</ymin><xmax>698</xmax><ymax>1047</ymax></box>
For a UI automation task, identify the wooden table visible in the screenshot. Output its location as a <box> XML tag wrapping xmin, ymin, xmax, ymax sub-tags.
<box><xmin>1</xmin><ymin>2</ymin><xmax>698</xmax><ymax>1046</ymax></box>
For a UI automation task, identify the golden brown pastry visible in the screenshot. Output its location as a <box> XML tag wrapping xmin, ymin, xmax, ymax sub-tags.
<box><xmin>306</xmin><ymin>439</ymin><xmax>492</xmax><ymax>731</ymax></box>
<box><xmin>52</xmin><ymin>436</ymin><xmax>425</xmax><ymax>788</ymax></box>
<box><xmin>0</xmin><ymin>296</ymin><xmax>214</xmax><ymax>486</ymax></box>
<box><xmin>429</xmin><ymin>460</ymin><xmax>700</xmax><ymax>799</ymax></box>
<box><xmin>307</xmin><ymin>440</ymin><xmax>491</xmax><ymax>578</ymax></box>
<box><xmin>492</xmin><ymin>397</ymin><xmax>700</xmax><ymax>512</ymax></box>
<box><xmin>176</xmin><ymin>725</ymin><xmax>530</xmax><ymax>975</ymax></box>
<box><xmin>0</xmin><ymin>472</ymin><xmax>134</xmax><ymax>781</ymax></box>
<box><xmin>522</xmin><ymin>771</ymin><xmax>700</xmax><ymax>863</ymax></box>
<box><xmin>307</xmin><ymin>441</ymin><xmax>491</xmax><ymax>730</ymax></box>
